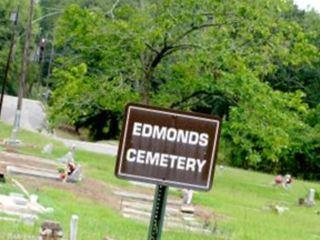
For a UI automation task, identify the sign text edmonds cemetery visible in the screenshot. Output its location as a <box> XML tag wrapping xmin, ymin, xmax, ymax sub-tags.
<box><xmin>115</xmin><ymin>103</ymin><xmax>221</xmax><ymax>191</ymax></box>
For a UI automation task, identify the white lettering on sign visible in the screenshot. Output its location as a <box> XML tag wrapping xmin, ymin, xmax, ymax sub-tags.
<box><xmin>132</xmin><ymin>122</ymin><xmax>208</xmax><ymax>147</ymax></box>
<box><xmin>133</xmin><ymin>122</ymin><xmax>142</xmax><ymax>136</ymax></box>
<box><xmin>125</xmin><ymin>148</ymin><xmax>207</xmax><ymax>173</ymax></box>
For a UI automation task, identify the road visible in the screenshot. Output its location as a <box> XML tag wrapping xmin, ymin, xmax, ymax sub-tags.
<box><xmin>0</xmin><ymin>95</ymin><xmax>46</xmax><ymax>132</ymax></box>
<box><xmin>0</xmin><ymin>94</ymin><xmax>118</xmax><ymax>156</ymax></box>
<box><xmin>53</xmin><ymin>136</ymin><xmax>118</xmax><ymax>156</ymax></box>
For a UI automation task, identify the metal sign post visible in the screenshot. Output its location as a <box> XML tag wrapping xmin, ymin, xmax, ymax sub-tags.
<box><xmin>147</xmin><ymin>185</ymin><xmax>168</xmax><ymax>240</ymax></box>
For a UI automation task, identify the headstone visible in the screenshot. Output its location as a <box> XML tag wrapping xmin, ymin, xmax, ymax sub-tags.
<box><xmin>219</xmin><ymin>165</ymin><xmax>224</xmax><ymax>171</ymax></box>
<box><xmin>180</xmin><ymin>205</ymin><xmax>195</xmax><ymax>214</ymax></box>
<box><xmin>182</xmin><ymin>189</ymin><xmax>193</xmax><ymax>205</ymax></box>
<box><xmin>70</xmin><ymin>215</ymin><xmax>79</xmax><ymax>240</ymax></box>
<box><xmin>283</xmin><ymin>174</ymin><xmax>292</xmax><ymax>189</ymax></box>
<box><xmin>67</xmin><ymin>165</ymin><xmax>82</xmax><ymax>183</ymax></box>
<box><xmin>57</xmin><ymin>152</ymin><xmax>73</xmax><ymax>164</ymax></box>
<box><xmin>58</xmin><ymin>145</ymin><xmax>76</xmax><ymax>164</ymax></box>
<box><xmin>42</xmin><ymin>144</ymin><xmax>53</xmax><ymax>154</ymax></box>
<box><xmin>39</xmin><ymin>221</ymin><xmax>63</xmax><ymax>240</ymax></box>
<box><xmin>274</xmin><ymin>205</ymin><xmax>289</xmax><ymax>214</ymax></box>
<box><xmin>305</xmin><ymin>188</ymin><xmax>316</xmax><ymax>207</ymax></box>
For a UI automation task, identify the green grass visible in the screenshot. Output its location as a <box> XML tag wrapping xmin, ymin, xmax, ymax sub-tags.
<box><xmin>194</xmin><ymin>168</ymin><xmax>320</xmax><ymax>240</ymax></box>
<box><xmin>0</xmin><ymin>120</ymin><xmax>320</xmax><ymax>239</ymax></box>
<box><xmin>0</xmin><ymin>122</ymin><xmax>68</xmax><ymax>159</ymax></box>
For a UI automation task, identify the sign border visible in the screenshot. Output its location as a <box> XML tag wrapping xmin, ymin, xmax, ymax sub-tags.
<box><xmin>115</xmin><ymin>103</ymin><xmax>221</xmax><ymax>191</ymax></box>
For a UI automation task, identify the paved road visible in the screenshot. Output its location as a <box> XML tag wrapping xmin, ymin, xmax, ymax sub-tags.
<box><xmin>0</xmin><ymin>94</ymin><xmax>118</xmax><ymax>156</ymax></box>
<box><xmin>0</xmin><ymin>95</ymin><xmax>46</xmax><ymax>132</ymax></box>
<box><xmin>53</xmin><ymin>136</ymin><xmax>118</xmax><ymax>156</ymax></box>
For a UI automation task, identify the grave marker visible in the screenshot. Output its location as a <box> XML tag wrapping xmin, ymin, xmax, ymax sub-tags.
<box><xmin>306</xmin><ymin>188</ymin><xmax>316</xmax><ymax>207</ymax></box>
<box><xmin>70</xmin><ymin>215</ymin><xmax>79</xmax><ymax>240</ymax></box>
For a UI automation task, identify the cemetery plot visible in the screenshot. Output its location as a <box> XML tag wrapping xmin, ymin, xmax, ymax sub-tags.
<box><xmin>0</xmin><ymin>151</ymin><xmax>82</xmax><ymax>183</ymax></box>
<box><xmin>0</xmin><ymin>191</ymin><xmax>52</xmax><ymax>224</ymax></box>
<box><xmin>0</xmin><ymin>177</ymin><xmax>53</xmax><ymax>226</ymax></box>
<box><xmin>114</xmin><ymin>190</ymin><xmax>220</xmax><ymax>234</ymax></box>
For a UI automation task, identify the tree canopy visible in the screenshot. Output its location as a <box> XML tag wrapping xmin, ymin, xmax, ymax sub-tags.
<box><xmin>1</xmin><ymin>0</ymin><xmax>319</xmax><ymax>179</ymax></box>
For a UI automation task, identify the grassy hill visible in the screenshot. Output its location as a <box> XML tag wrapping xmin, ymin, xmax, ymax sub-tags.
<box><xmin>0</xmin><ymin>121</ymin><xmax>319</xmax><ymax>240</ymax></box>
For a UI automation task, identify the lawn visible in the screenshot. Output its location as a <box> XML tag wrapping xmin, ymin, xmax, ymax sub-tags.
<box><xmin>0</xmin><ymin>121</ymin><xmax>320</xmax><ymax>240</ymax></box>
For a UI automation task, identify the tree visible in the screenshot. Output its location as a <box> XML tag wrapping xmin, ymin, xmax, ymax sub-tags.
<box><xmin>48</xmin><ymin>0</ymin><xmax>320</xmax><ymax>178</ymax></box>
<box><xmin>263</xmin><ymin>6</ymin><xmax>320</xmax><ymax>108</ymax></box>
<box><xmin>0</xmin><ymin>0</ymin><xmax>41</xmax><ymax>98</ymax></box>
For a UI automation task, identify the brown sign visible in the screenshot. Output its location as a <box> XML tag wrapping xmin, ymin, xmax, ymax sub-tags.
<box><xmin>115</xmin><ymin>103</ymin><xmax>221</xmax><ymax>191</ymax></box>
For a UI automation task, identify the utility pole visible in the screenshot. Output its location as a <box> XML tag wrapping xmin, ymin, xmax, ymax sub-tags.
<box><xmin>43</xmin><ymin>36</ymin><xmax>54</xmax><ymax>103</ymax></box>
<box><xmin>47</xmin><ymin>36</ymin><xmax>55</xmax><ymax>80</ymax></box>
<box><xmin>39</xmin><ymin>36</ymin><xmax>47</xmax><ymax>84</ymax></box>
<box><xmin>0</xmin><ymin>6</ymin><xmax>20</xmax><ymax>117</ymax></box>
<box><xmin>10</xmin><ymin>0</ymin><xmax>34</xmax><ymax>144</ymax></box>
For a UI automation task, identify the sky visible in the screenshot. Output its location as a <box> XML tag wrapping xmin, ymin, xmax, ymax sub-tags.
<box><xmin>294</xmin><ymin>0</ymin><xmax>320</xmax><ymax>12</ymax></box>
